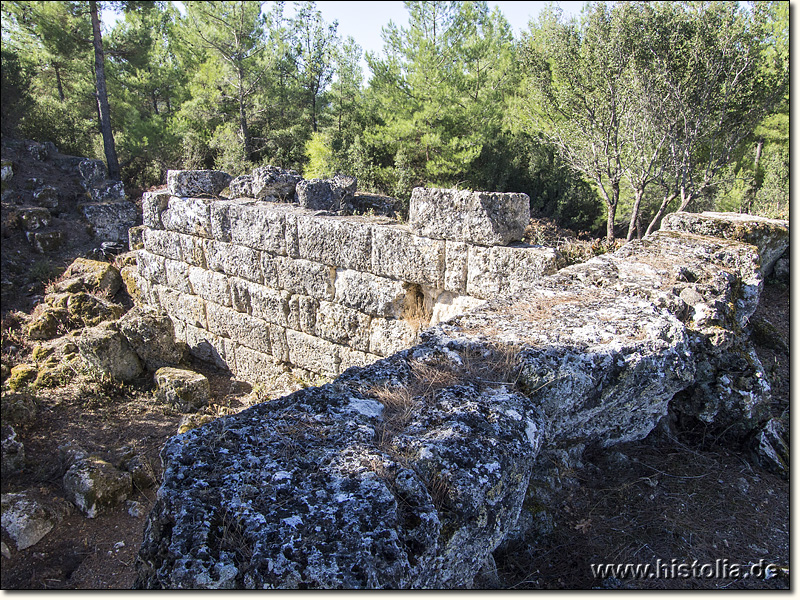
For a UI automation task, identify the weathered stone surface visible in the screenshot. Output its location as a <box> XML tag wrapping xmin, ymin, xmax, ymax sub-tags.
<box><xmin>66</xmin><ymin>292</ymin><xmax>124</xmax><ymax>327</ymax></box>
<box><xmin>167</xmin><ymin>170</ymin><xmax>232</xmax><ymax>198</ymax></box>
<box><xmin>63</xmin><ymin>456</ymin><xmax>132</xmax><ymax>518</ymax></box>
<box><xmin>26</xmin><ymin>308</ymin><xmax>65</xmax><ymax>340</ymax></box>
<box><xmin>409</xmin><ymin>187</ymin><xmax>530</xmax><ymax>246</ymax></box>
<box><xmin>466</xmin><ymin>245</ymin><xmax>561</xmax><ymax>299</ymax></box>
<box><xmin>80</xmin><ymin>201</ymin><xmax>139</xmax><ymax>242</ymax></box>
<box><xmin>229</xmin><ymin>344</ymin><xmax>286</xmax><ymax>386</ymax></box>
<box><xmin>285</xmin><ymin>330</ymin><xmax>341</xmax><ymax>377</ymax></box>
<box><xmin>369</xmin><ymin>318</ymin><xmax>418</xmax><ymax>357</ymax></box>
<box><xmin>90</xmin><ymin>179</ymin><xmax>126</xmax><ymax>202</ymax></box>
<box><xmin>212</xmin><ymin>200</ymin><xmax>288</xmax><ymax>254</ymax></box>
<box><xmin>430</xmin><ymin>292</ymin><xmax>485</xmax><ymax>326</ymax></box>
<box><xmin>1</xmin><ymin>491</ymin><xmax>71</xmax><ymax>549</ymax></box>
<box><xmin>155</xmin><ymin>286</ymin><xmax>207</xmax><ymax>329</ymax></box>
<box><xmin>270</xmin><ymin>256</ymin><xmax>334</xmax><ymax>300</ymax></box>
<box><xmin>1</xmin><ymin>425</ymin><xmax>25</xmax><ymax>475</ymax></box>
<box><xmin>142</xmin><ymin>190</ymin><xmax>171</xmax><ymax>229</ymax></box>
<box><xmin>77</xmin><ymin>322</ymin><xmax>143</xmax><ymax>382</ymax></box>
<box><xmin>206</xmin><ymin>302</ymin><xmax>272</xmax><ymax>356</ymax></box>
<box><xmin>287</xmin><ymin>294</ymin><xmax>318</xmax><ymax>333</ymax></box>
<box><xmin>297</xmin><ymin>215</ymin><xmax>373</xmax><ymax>271</ymax></box>
<box><xmin>1</xmin><ymin>392</ymin><xmax>38</xmax><ymax>427</ymax></box>
<box><xmin>18</xmin><ymin>207</ymin><xmax>51</xmax><ymax>231</ymax></box>
<box><xmin>164</xmin><ymin>258</ymin><xmax>192</xmax><ymax>294</ymax></box>
<box><xmin>77</xmin><ymin>159</ymin><xmax>107</xmax><ymax>189</ymax></box>
<box><xmin>296</xmin><ymin>178</ymin><xmax>336</xmax><ymax>210</ymax></box>
<box><xmin>661</xmin><ymin>211</ymin><xmax>789</xmax><ymax>276</ymax></box>
<box><xmin>162</xmin><ymin>196</ymin><xmax>213</xmax><ymax>238</ymax></box>
<box><xmin>753</xmin><ymin>417</ymin><xmax>788</xmax><ymax>479</ymax></box>
<box><xmin>154</xmin><ymin>367</ymin><xmax>211</xmax><ymax>412</ymax></box>
<box><xmin>371</xmin><ymin>226</ymin><xmax>445</xmax><ymax>288</ymax></box>
<box><xmin>144</xmin><ymin>229</ymin><xmax>207</xmax><ymax>267</ymax></box>
<box><xmin>54</xmin><ymin>257</ymin><xmax>123</xmax><ymax>297</ymax></box>
<box><xmin>117</xmin><ymin>305</ymin><xmax>186</xmax><ymax>371</ymax></box>
<box><xmin>135</xmin><ymin>351</ymin><xmax>541</xmax><ymax>589</ymax></box>
<box><xmin>32</xmin><ymin>185</ymin><xmax>59</xmax><ymax>209</ymax></box>
<box><xmin>228</xmin><ymin>166</ymin><xmax>301</xmax><ymax>200</ymax></box>
<box><xmin>315</xmin><ymin>301</ymin><xmax>371</xmax><ymax>352</ymax></box>
<box><xmin>7</xmin><ymin>364</ymin><xmax>38</xmax><ymax>391</ymax></box>
<box><xmin>334</xmin><ymin>269</ymin><xmax>406</xmax><ymax>318</ymax></box>
<box><xmin>172</xmin><ymin>321</ymin><xmax>232</xmax><ymax>371</ymax></box>
<box><xmin>129</xmin><ymin>225</ymin><xmax>146</xmax><ymax>250</ymax></box>
<box><xmin>205</xmin><ymin>240</ymin><xmax>263</xmax><ymax>283</ymax></box>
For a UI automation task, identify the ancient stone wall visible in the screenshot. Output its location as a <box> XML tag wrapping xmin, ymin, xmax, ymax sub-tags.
<box><xmin>134</xmin><ymin>179</ymin><xmax>560</xmax><ymax>383</ymax></box>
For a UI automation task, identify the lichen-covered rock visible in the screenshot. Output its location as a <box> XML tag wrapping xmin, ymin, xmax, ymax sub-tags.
<box><xmin>80</xmin><ymin>200</ymin><xmax>138</xmax><ymax>242</ymax></box>
<box><xmin>296</xmin><ymin>178</ymin><xmax>336</xmax><ymax>210</ymax></box>
<box><xmin>63</xmin><ymin>456</ymin><xmax>133</xmax><ymax>518</ymax></box>
<box><xmin>1</xmin><ymin>491</ymin><xmax>65</xmax><ymax>550</ymax></box>
<box><xmin>660</xmin><ymin>211</ymin><xmax>789</xmax><ymax>277</ymax></box>
<box><xmin>26</xmin><ymin>307</ymin><xmax>66</xmax><ymax>340</ymax></box>
<box><xmin>66</xmin><ymin>291</ymin><xmax>124</xmax><ymax>327</ymax></box>
<box><xmin>7</xmin><ymin>364</ymin><xmax>38</xmax><ymax>391</ymax></box>
<box><xmin>409</xmin><ymin>187</ymin><xmax>530</xmax><ymax>246</ymax></box>
<box><xmin>228</xmin><ymin>166</ymin><xmax>301</xmax><ymax>200</ymax></box>
<box><xmin>18</xmin><ymin>207</ymin><xmax>51</xmax><ymax>231</ymax></box>
<box><xmin>26</xmin><ymin>230</ymin><xmax>63</xmax><ymax>253</ymax></box>
<box><xmin>32</xmin><ymin>185</ymin><xmax>59</xmax><ymax>209</ymax></box>
<box><xmin>167</xmin><ymin>170</ymin><xmax>232</xmax><ymax>198</ymax></box>
<box><xmin>77</xmin><ymin>322</ymin><xmax>144</xmax><ymax>382</ymax></box>
<box><xmin>1</xmin><ymin>425</ymin><xmax>25</xmax><ymax>475</ymax></box>
<box><xmin>117</xmin><ymin>305</ymin><xmax>186</xmax><ymax>371</ymax></box>
<box><xmin>154</xmin><ymin>367</ymin><xmax>211</xmax><ymax>412</ymax></box>
<box><xmin>135</xmin><ymin>347</ymin><xmax>542</xmax><ymax>589</ymax></box>
<box><xmin>53</xmin><ymin>257</ymin><xmax>123</xmax><ymax>297</ymax></box>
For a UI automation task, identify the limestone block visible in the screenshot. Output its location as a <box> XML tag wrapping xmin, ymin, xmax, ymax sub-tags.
<box><xmin>315</xmin><ymin>301</ymin><xmax>371</xmax><ymax>352</ymax></box>
<box><xmin>269</xmin><ymin>325</ymin><xmax>290</xmax><ymax>363</ymax></box>
<box><xmin>430</xmin><ymin>292</ymin><xmax>485</xmax><ymax>326</ymax></box>
<box><xmin>660</xmin><ymin>211</ymin><xmax>789</xmax><ymax>277</ymax></box>
<box><xmin>369</xmin><ymin>317</ymin><xmax>418</xmax><ymax>357</ymax></box>
<box><xmin>409</xmin><ymin>187</ymin><xmax>530</xmax><ymax>246</ymax></box>
<box><xmin>466</xmin><ymin>245</ymin><xmax>560</xmax><ymax>299</ymax></box>
<box><xmin>228</xmin><ymin>165</ymin><xmax>301</xmax><ymax>200</ymax></box>
<box><xmin>273</xmin><ymin>256</ymin><xmax>335</xmax><ymax>300</ymax></box>
<box><xmin>188</xmin><ymin>266</ymin><xmax>231</xmax><ymax>307</ymax></box>
<box><xmin>155</xmin><ymin>286</ymin><xmax>207</xmax><ymax>329</ymax></box>
<box><xmin>287</xmin><ymin>295</ymin><xmax>318</xmax><ymax>334</ymax></box>
<box><xmin>1</xmin><ymin>491</ymin><xmax>70</xmax><ymax>549</ymax></box>
<box><xmin>230</xmin><ymin>278</ymin><xmax>289</xmax><ymax>327</ymax></box>
<box><xmin>230</xmin><ymin>345</ymin><xmax>286</xmax><ymax>385</ymax></box>
<box><xmin>120</xmin><ymin>265</ymin><xmax>146</xmax><ymax>303</ymax></box>
<box><xmin>444</xmin><ymin>241</ymin><xmax>469</xmax><ymax>293</ymax></box>
<box><xmin>333</xmin><ymin>269</ymin><xmax>406</xmax><ymax>318</ymax></box>
<box><xmin>285</xmin><ymin>329</ymin><xmax>341</xmax><ymax>377</ymax></box>
<box><xmin>137</xmin><ymin>250</ymin><xmax>167</xmax><ymax>286</ymax></box>
<box><xmin>117</xmin><ymin>305</ymin><xmax>186</xmax><ymax>371</ymax></box>
<box><xmin>63</xmin><ymin>457</ymin><xmax>132</xmax><ymax>518</ymax></box>
<box><xmin>142</xmin><ymin>189</ymin><xmax>170</xmax><ymax>229</ymax></box>
<box><xmin>164</xmin><ymin>258</ymin><xmax>191</xmax><ymax>293</ymax></box>
<box><xmin>161</xmin><ymin>196</ymin><xmax>213</xmax><ymax>238</ymax></box>
<box><xmin>128</xmin><ymin>225</ymin><xmax>145</xmax><ymax>250</ymax></box>
<box><xmin>297</xmin><ymin>215</ymin><xmax>372</xmax><ymax>271</ymax></box>
<box><xmin>80</xmin><ymin>201</ymin><xmax>139</xmax><ymax>242</ymax></box>
<box><xmin>371</xmin><ymin>226</ymin><xmax>445</xmax><ymax>288</ymax></box>
<box><xmin>284</xmin><ymin>210</ymin><xmax>300</xmax><ymax>258</ymax></box>
<box><xmin>174</xmin><ymin>321</ymin><xmax>232</xmax><ymax>370</ymax></box>
<box><xmin>204</xmin><ymin>240</ymin><xmax>263</xmax><ymax>283</ymax></box>
<box><xmin>54</xmin><ymin>257</ymin><xmax>123</xmax><ymax>296</ymax></box>
<box><xmin>296</xmin><ymin>178</ymin><xmax>336</xmax><ymax>210</ymax></box>
<box><xmin>154</xmin><ymin>367</ymin><xmax>211</xmax><ymax>412</ymax></box>
<box><xmin>144</xmin><ymin>229</ymin><xmax>206</xmax><ymax>267</ymax></box>
<box><xmin>213</xmin><ymin>200</ymin><xmax>288</xmax><ymax>255</ymax></box>
<box><xmin>166</xmin><ymin>170</ymin><xmax>231</xmax><ymax>197</ymax></box>
<box><xmin>338</xmin><ymin>348</ymin><xmax>381</xmax><ymax>373</ymax></box>
<box><xmin>77</xmin><ymin>322</ymin><xmax>143</xmax><ymax>382</ymax></box>
<box><xmin>206</xmin><ymin>302</ymin><xmax>272</xmax><ymax>356</ymax></box>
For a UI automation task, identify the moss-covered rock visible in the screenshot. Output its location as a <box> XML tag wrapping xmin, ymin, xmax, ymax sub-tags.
<box><xmin>62</xmin><ymin>456</ymin><xmax>132</xmax><ymax>518</ymax></box>
<box><xmin>1</xmin><ymin>391</ymin><xmax>38</xmax><ymax>427</ymax></box>
<box><xmin>52</xmin><ymin>257</ymin><xmax>122</xmax><ymax>297</ymax></box>
<box><xmin>154</xmin><ymin>367</ymin><xmax>210</xmax><ymax>412</ymax></box>
<box><xmin>7</xmin><ymin>364</ymin><xmax>38</xmax><ymax>391</ymax></box>
<box><xmin>66</xmin><ymin>292</ymin><xmax>124</xmax><ymax>328</ymax></box>
<box><xmin>26</xmin><ymin>308</ymin><xmax>67</xmax><ymax>340</ymax></box>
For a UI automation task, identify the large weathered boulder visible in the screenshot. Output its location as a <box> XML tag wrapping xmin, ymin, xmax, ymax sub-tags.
<box><xmin>296</xmin><ymin>175</ymin><xmax>358</xmax><ymax>211</ymax></box>
<box><xmin>135</xmin><ymin>346</ymin><xmax>542</xmax><ymax>589</ymax></box>
<box><xmin>409</xmin><ymin>188</ymin><xmax>530</xmax><ymax>246</ymax></box>
<box><xmin>63</xmin><ymin>456</ymin><xmax>133</xmax><ymax>518</ymax></box>
<box><xmin>80</xmin><ymin>200</ymin><xmax>138</xmax><ymax>242</ymax></box>
<box><xmin>167</xmin><ymin>170</ymin><xmax>232</xmax><ymax>198</ymax></box>
<box><xmin>154</xmin><ymin>367</ymin><xmax>211</xmax><ymax>412</ymax></box>
<box><xmin>228</xmin><ymin>166</ymin><xmax>302</xmax><ymax>200</ymax></box>
<box><xmin>77</xmin><ymin>322</ymin><xmax>144</xmax><ymax>382</ymax></box>
<box><xmin>66</xmin><ymin>291</ymin><xmax>125</xmax><ymax>327</ymax></box>
<box><xmin>117</xmin><ymin>305</ymin><xmax>186</xmax><ymax>370</ymax></box>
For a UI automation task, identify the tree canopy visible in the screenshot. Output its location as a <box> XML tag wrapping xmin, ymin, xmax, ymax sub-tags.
<box><xmin>1</xmin><ymin>0</ymin><xmax>789</xmax><ymax>231</ymax></box>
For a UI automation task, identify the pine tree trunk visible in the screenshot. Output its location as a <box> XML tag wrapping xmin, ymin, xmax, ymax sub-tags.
<box><xmin>89</xmin><ymin>0</ymin><xmax>120</xmax><ymax>180</ymax></box>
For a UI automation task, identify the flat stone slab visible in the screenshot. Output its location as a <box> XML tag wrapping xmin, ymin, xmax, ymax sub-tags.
<box><xmin>409</xmin><ymin>187</ymin><xmax>530</xmax><ymax>246</ymax></box>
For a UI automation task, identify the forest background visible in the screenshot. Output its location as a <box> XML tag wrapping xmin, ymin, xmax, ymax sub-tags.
<box><xmin>0</xmin><ymin>0</ymin><xmax>790</xmax><ymax>240</ymax></box>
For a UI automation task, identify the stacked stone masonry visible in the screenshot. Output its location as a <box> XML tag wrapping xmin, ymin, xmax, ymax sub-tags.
<box><xmin>136</xmin><ymin>185</ymin><xmax>558</xmax><ymax>382</ymax></box>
